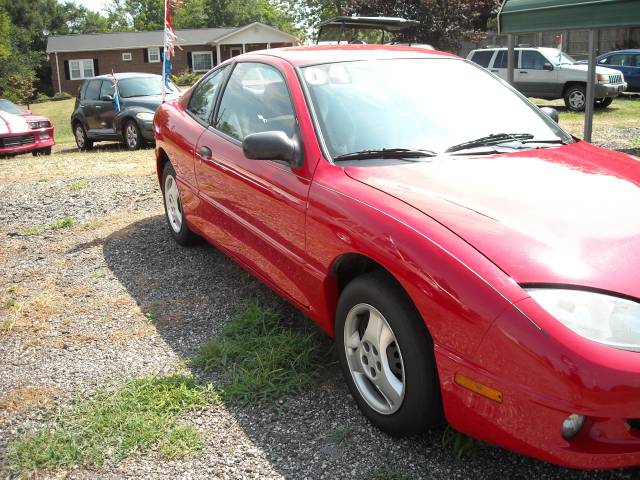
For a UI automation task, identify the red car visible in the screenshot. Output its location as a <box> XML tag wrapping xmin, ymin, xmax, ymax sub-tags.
<box><xmin>153</xmin><ymin>45</ymin><xmax>640</xmax><ymax>469</ymax></box>
<box><xmin>0</xmin><ymin>99</ymin><xmax>54</xmax><ymax>157</ymax></box>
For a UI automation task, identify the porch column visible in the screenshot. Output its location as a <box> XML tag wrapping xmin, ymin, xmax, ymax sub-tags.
<box><xmin>216</xmin><ymin>43</ymin><xmax>221</xmax><ymax>66</ymax></box>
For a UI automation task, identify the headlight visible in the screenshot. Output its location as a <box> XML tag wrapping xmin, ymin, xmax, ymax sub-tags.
<box><xmin>135</xmin><ymin>112</ymin><xmax>155</xmax><ymax>122</ymax></box>
<box><xmin>527</xmin><ymin>288</ymin><xmax>640</xmax><ymax>352</ymax></box>
<box><xmin>28</xmin><ymin>121</ymin><xmax>51</xmax><ymax>129</ymax></box>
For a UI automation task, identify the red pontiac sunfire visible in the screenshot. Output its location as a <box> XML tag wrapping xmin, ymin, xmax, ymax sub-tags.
<box><xmin>0</xmin><ymin>99</ymin><xmax>54</xmax><ymax>157</ymax></box>
<box><xmin>153</xmin><ymin>45</ymin><xmax>640</xmax><ymax>469</ymax></box>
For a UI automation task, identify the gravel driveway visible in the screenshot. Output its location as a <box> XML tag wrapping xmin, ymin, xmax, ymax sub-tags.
<box><xmin>0</xmin><ymin>146</ymin><xmax>637</xmax><ymax>479</ymax></box>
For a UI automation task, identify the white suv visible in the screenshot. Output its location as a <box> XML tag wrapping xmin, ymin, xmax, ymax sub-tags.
<box><xmin>467</xmin><ymin>47</ymin><xmax>627</xmax><ymax>111</ymax></box>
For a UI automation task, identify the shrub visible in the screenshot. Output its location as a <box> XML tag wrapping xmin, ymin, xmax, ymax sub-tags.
<box><xmin>173</xmin><ymin>70</ymin><xmax>202</xmax><ymax>86</ymax></box>
<box><xmin>52</xmin><ymin>91</ymin><xmax>72</xmax><ymax>101</ymax></box>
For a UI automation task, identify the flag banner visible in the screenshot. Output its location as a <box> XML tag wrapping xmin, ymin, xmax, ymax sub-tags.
<box><xmin>162</xmin><ymin>0</ymin><xmax>183</xmax><ymax>101</ymax></box>
<box><xmin>111</xmin><ymin>70</ymin><xmax>121</xmax><ymax>112</ymax></box>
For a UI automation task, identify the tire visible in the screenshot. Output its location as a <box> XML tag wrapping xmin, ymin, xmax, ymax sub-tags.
<box><xmin>32</xmin><ymin>146</ymin><xmax>52</xmax><ymax>156</ymax></box>
<box><xmin>336</xmin><ymin>271</ymin><xmax>443</xmax><ymax>436</ymax></box>
<box><xmin>123</xmin><ymin>120</ymin><xmax>143</xmax><ymax>150</ymax></box>
<box><xmin>595</xmin><ymin>97</ymin><xmax>613</xmax><ymax>108</ymax></box>
<box><xmin>564</xmin><ymin>85</ymin><xmax>587</xmax><ymax>112</ymax></box>
<box><xmin>162</xmin><ymin>162</ymin><xmax>196</xmax><ymax>245</ymax></box>
<box><xmin>74</xmin><ymin>122</ymin><xmax>93</xmax><ymax>151</ymax></box>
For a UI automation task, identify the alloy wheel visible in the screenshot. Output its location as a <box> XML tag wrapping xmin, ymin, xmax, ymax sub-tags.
<box><xmin>126</xmin><ymin>123</ymin><xmax>139</xmax><ymax>149</ymax></box>
<box><xmin>343</xmin><ymin>303</ymin><xmax>405</xmax><ymax>415</ymax></box>
<box><xmin>164</xmin><ymin>174</ymin><xmax>183</xmax><ymax>233</ymax></box>
<box><xmin>569</xmin><ymin>90</ymin><xmax>586</xmax><ymax>110</ymax></box>
<box><xmin>75</xmin><ymin>125</ymin><xmax>85</xmax><ymax>148</ymax></box>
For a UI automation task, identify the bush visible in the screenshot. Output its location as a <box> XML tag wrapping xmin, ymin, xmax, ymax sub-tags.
<box><xmin>52</xmin><ymin>91</ymin><xmax>72</xmax><ymax>101</ymax></box>
<box><xmin>35</xmin><ymin>92</ymin><xmax>51</xmax><ymax>103</ymax></box>
<box><xmin>173</xmin><ymin>70</ymin><xmax>202</xmax><ymax>86</ymax></box>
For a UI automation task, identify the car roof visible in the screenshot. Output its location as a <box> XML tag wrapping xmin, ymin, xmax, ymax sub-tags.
<box><xmin>244</xmin><ymin>44</ymin><xmax>458</xmax><ymax>67</ymax></box>
<box><xmin>86</xmin><ymin>72</ymin><xmax>160</xmax><ymax>81</ymax></box>
<box><xmin>601</xmin><ymin>49</ymin><xmax>640</xmax><ymax>55</ymax></box>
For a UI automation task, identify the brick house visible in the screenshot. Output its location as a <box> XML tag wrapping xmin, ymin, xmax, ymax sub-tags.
<box><xmin>46</xmin><ymin>22</ymin><xmax>298</xmax><ymax>94</ymax></box>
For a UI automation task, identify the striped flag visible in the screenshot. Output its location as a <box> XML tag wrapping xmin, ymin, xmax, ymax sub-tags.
<box><xmin>162</xmin><ymin>0</ymin><xmax>182</xmax><ymax>101</ymax></box>
<box><xmin>111</xmin><ymin>70</ymin><xmax>121</xmax><ymax>112</ymax></box>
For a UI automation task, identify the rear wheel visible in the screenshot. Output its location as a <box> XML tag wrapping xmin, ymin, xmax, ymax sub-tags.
<box><xmin>336</xmin><ymin>271</ymin><xmax>443</xmax><ymax>436</ymax></box>
<box><xmin>74</xmin><ymin>123</ymin><xmax>93</xmax><ymax>151</ymax></box>
<box><xmin>162</xmin><ymin>162</ymin><xmax>196</xmax><ymax>245</ymax></box>
<box><xmin>564</xmin><ymin>85</ymin><xmax>587</xmax><ymax>112</ymax></box>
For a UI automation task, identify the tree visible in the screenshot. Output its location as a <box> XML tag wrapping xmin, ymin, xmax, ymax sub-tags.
<box><xmin>6</xmin><ymin>73</ymin><xmax>35</xmax><ymax>107</ymax></box>
<box><xmin>276</xmin><ymin>0</ymin><xmax>348</xmax><ymax>39</ymax></box>
<box><xmin>345</xmin><ymin>0</ymin><xmax>501</xmax><ymax>52</ymax></box>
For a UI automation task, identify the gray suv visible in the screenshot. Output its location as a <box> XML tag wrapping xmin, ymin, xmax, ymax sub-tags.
<box><xmin>71</xmin><ymin>73</ymin><xmax>179</xmax><ymax>150</ymax></box>
<box><xmin>467</xmin><ymin>47</ymin><xmax>627</xmax><ymax>111</ymax></box>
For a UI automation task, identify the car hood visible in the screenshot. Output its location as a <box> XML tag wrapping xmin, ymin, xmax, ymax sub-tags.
<box><xmin>121</xmin><ymin>94</ymin><xmax>178</xmax><ymax>111</ymax></box>
<box><xmin>344</xmin><ymin>141</ymin><xmax>640</xmax><ymax>299</ymax></box>
<box><xmin>0</xmin><ymin>112</ymin><xmax>30</xmax><ymax>135</ymax></box>
<box><xmin>561</xmin><ymin>63</ymin><xmax>622</xmax><ymax>76</ymax></box>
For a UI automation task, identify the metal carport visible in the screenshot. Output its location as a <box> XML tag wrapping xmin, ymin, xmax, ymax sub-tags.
<box><xmin>497</xmin><ymin>0</ymin><xmax>640</xmax><ymax>141</ymax></box>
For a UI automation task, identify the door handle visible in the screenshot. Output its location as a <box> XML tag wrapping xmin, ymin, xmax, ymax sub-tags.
<box><xmin>95</xmin><ymin>105</ymin><xmax>103</xmax><ymax>109</ymax></box>
<box><xmin>519</xmin><ymin>71</ymin><xmax>528</xmax><ymax>74</ymax></box>
<box><xmin>198</xmin><ymin>146</ymin><xmax>212</xmax><ymax>159</ymax></box>
<box><xmin>491</xmin><ymin>69</ymin><xmax>498</xmax><ymax>73</ymax></box>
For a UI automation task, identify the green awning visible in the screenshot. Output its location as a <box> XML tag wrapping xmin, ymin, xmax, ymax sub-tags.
<box><xmin>498</xmin><ymin>0</ymin><xmax>640</xmax><ymax>33</ymax></box>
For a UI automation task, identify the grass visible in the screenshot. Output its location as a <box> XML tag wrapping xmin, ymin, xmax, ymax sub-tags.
<box><xmin>441</xmin><ymin>426</ymin><xmax>479</xmax><ymax>460</ymax></box>
<box><xmin>330</xmin><ymin>427</ymin><xmax>354</xmax><ymax>445</ymax></box>
<box><xmin>69</xmin><ymin>179</ymin><xmax>90</xmax><ymax>191</ymax></box>
<box><xmin>29</xmin><ymin>98</ymin><xmax>75</xmax><ymax>145</ymax></box>
<box><xmin>7</xmin><ymin>305</ymin><xmax>330</xmax><ymax>474</ymax></box>
<box><xmin>191</xmin><ymin>303</ymin><xmax>329</xmax><ymax>403</ymax></box>
<box><xmin>8</xmin><ymin>375</ymin><xmax>215</xmax><ymax>473</ymax></box>
<box><xmin>18</xmin><ymin>217</ymin><xmax>75</xmax><ymax>236</ymax></box>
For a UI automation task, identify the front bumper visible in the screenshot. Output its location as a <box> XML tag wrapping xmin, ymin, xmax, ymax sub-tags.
<box><xmin>438</xmin><ymin>299</ymin><xmax>640</xmax><ymax>470</ymax></box>
<box><xmin>595</xmin><ymin>82</ymin><xmax>627</xmax><ymax>98</ymax></box>
<box><xmin>139</xmin><ymin>120</ymin><xmax>155</xmax><ymax>142</ymax></box>
<box><xmin>0</xmin><ymin>128</ymin><xmax>55</xmax><ymax>156</ymax></box>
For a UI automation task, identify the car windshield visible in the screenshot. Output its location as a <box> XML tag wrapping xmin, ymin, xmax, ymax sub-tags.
<box><xmin>117</xmin><ymin>77</ymin><xmax>179</xmax><ymax>98</ymax></box>
<box><xmin>551</xmin><ymin>50</ymin><xmax>576</xmax><ymax>65</ymax></box>
<box><xmin>0</xmin><ymin>99</ymin><xmax>23</xmax><ymax>115</ymax></box>
<box><xmin>302</xmin><ymin>58</ymin><xmax>571</xmax><ymax>158</ymax></box>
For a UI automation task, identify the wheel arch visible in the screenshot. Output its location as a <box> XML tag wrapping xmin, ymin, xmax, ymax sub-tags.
<box><xmin>156</xmin><ymin>146</ymin><xmax>170</xmax><ymax>187</ymax></box>
<box><xmin>562</xmin><ymin>81</ymin><xmax>586</xmax><ymax>96</ymax></box>
<box><xmin>326</xmin><ymin>252</ymin><xmax>432</xmax><ymax>340</ymax></box>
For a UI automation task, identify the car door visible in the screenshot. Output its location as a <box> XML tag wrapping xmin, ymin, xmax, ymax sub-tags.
<box><xmin>515</xmin><ymin>50</ymin><xmax>556</xmax><ymax>98</ymax></box>
<box><xmin>94</xmin><ymin>80</ymin><xmax>117</xmax><ymax>134</ymax></box>
<box><xmin>194</xmin><ymin>60</ymin><xmax>313</xmax><ymax>307</ymax></box>
<box><xmin>490</xmin><ymin>49</ymin><xmax>520</xmax><ymax>84</ymax></box>
<box><xmin>81</xmin><ymin>79</ymin><xmax>103</xmax><ymax>132</ymax></box>
<box><xmin>629</xmin><ymin>54</ymin><xmax>640</xmax><ymax>90</ymax></box>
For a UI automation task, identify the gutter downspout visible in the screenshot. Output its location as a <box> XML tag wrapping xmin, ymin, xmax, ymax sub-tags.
<box><xmin>55</xmin><ymin>52</ymin><xmax>62</xmax><ymax>94</ymax></box>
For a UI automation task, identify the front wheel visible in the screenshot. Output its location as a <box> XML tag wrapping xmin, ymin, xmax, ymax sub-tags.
<box><xmin>162</xmin><ymin>162</ymin><xmax>196</xmax><ymax>245</ymax></box>
<box><xmin>564</xmin><ymin>85</ymin><xmax>587</xmax><ymax>112</ymax></box>
<box><xmin>336</xmin><ymin>271</ymin><xmax>443</xmax><ymax>436</ymax></box>
<box><xmin>74</xmin><ymin>123</ymin><xmax>93</xmax><ymax>151</ymax></box>
<box><xmin>124</xmin><ymin>120</ymin><xmax>144</xmax><ymax>150</ymax></box>
<box><xmin>595</xmin><ymin>97</ymin><xmax>614</xmax><ymax>108</ymax></box>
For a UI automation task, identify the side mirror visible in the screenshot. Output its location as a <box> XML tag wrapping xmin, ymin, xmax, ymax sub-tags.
<box><xmin>101</xmin><ymin>94</ymin><xmax>113</xmax><ymax>101</ymax></box>
<box><xmin>242</xmin><ymin>131</ymin><xmax>302</xmax><ymax>168</ymax></box>
<box><xmin>540</xmin><ymin>106</ymin><xmax>559</xmax><ymax>123</ymax></box>
<box><xmin>543</xmin><ymin>62</ymin><xmax>554</xmax><ymax>71</ymax></box>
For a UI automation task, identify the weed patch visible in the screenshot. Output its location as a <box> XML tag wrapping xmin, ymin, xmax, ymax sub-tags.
<box><xmin>18</xmin><ymin>217</ymin><xmax>75</xmax><ymax>236</ymax></box>
<box><xmin>69</xmin><ymin>179</ymin><xmax>90</xmax><ymax>191</ymax></box>
<box><xmin>442</xmin><ymin>426</ymin><xmax>479</xmax><ymax>460</ymax></box>
<box><xmin>192</xmin><ymin>304</ymin><xmax>330</xmax><ymax>403</ymax></box>
<box><xmin>369</xmin><ymin>466</ymin><xmax>413</xmax><ymax>480</ymax></box>
<box><xmin>8</xmin><ymin>375</ymin><xmax>217</xmax><ymax>473</ymax></box>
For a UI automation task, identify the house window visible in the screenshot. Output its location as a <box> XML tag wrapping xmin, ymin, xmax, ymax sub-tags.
<box><xmin>192</xmin><ymin>51</ymin><xmax>213</xmax><ymax>72</ymax></box>
<box><xmin>230</xmin><ymin>47</ymin><xmax>242</xmax><ymax>57</ymax></box>
<box><xmin>148</xmin><ymin>47</ymin><xmax>161</xmax><ymax>63</ymax></box>
<box><xmin>122</xmin><ymin>52</ymin><xmax>132</xmax><ymax>61</ymax></box>
<box><xmin>69</xmin><ymin>59</ymin><xmax>94</xmax><ymax>80</ymax></box>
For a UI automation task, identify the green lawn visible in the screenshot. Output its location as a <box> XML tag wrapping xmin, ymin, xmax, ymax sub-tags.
<box><xmin>28</xmin><ymin>98</ymin><xmax>76</xmax><ymax>146</ymax></box>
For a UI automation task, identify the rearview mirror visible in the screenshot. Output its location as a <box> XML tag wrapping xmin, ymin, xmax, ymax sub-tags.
<box><xmin>243</xmin><ymin>131</ymin><xmax>302</xmax><ymax>168</ymax></box>
<box><xmin>540</xmin><ymin>106</ymin><xmax>559</xmax><ymax>123</ymax></box>
<box><xmin>543</xmin><ymin>62</ymin><xmax>554</xmax><ymax>71</ymax></box>
<box><xmin>101</xmin><ymin>94</ymin><xmax>113</xmax><ymax>101</ymax></box>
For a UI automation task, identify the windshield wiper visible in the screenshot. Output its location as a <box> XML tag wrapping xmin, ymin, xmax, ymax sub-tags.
<box><xmin>521</xmin><ymin>138</ymin><xmax>570</xmax><ymax>144</ymax></box>
<box><xmin>333</xmin><ymin>148</ymin><xmax>437</xmax><ymax>161</ymax></box>
<box><xmin>445</xmin><ymin>133</ymin><xmax>534</xmax><ymax>153</ymax></box>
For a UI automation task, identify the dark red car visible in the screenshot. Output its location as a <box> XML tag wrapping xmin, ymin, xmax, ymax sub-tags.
<box><xmin>153</xmin><ymin>45</ymin><xmax>640</xmax><ymax>469</ymax></box>
<box><xmin>0</xmin><ymin>99</ymin><xmax>54</xmax><ymax>157</ymax></box>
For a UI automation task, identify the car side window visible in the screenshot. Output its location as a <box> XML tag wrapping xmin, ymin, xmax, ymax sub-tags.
<box><xmin>470</xmin><ymin>51</ymin><xmax>493</xmax><ymax>68</ymax></box>
<box><xmin>100</xmin><ymin>80</ymin><xmax>114</xmax><ymax>99</ymax></box>
<box><xmin>520</xmin><ymin>51</ymin><xmax>547</xmax><ymax>70</ymax></box>
<box><xmin>494</xmin><ymin>50</ymin><xmax>521</xmax><ymax>69</ymax></box>
<box><xmin>187</xmin><ymin>66</ymin><xmax>228</xmax><ymax>123</ymax></box>
<box><xmin>85</xmin><ymin>80</ymin><xmax>101</xmax><ymax>101</ymax></box>
<box><xmin>215</xmin><ymin>62</ymin><xmax>295</xmax><ymax>142</ymax></box>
